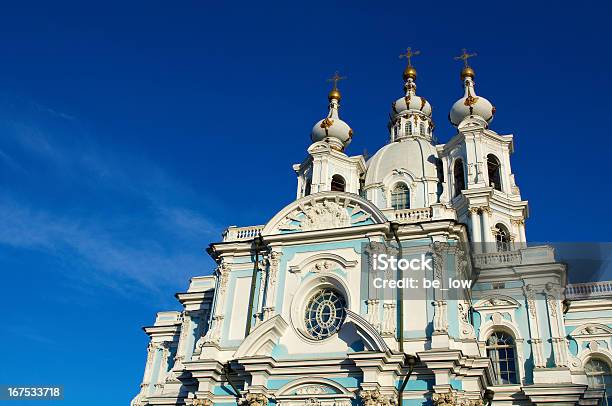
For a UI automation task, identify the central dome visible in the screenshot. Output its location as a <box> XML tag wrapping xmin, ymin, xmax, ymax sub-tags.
<box><xmin>365</xmin><ymin>138</ymin><xmax>439</xmax><ymax>185</ymax></box>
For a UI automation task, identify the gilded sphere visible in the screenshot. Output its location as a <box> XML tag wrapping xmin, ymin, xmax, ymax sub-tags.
<box><xmin>403</xmin><ymin>66</ymin><xmax>417</xmax><ymax>81</ymax></box>
<box><xmin>328</xmin><ymin>89</ymin><xmax>342</xmax><ymax>101</ymax></box>
<box><xmin>460</xmin><ymin>66</ymin><xmax>475</xmax><ymax>80</ymax></box>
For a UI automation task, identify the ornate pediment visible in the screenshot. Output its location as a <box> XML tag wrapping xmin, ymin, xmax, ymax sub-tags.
<box><xmin>473</xmin><ymin>294</ymin><xmax>521</xmax><ymax>310</ymax></box>
<box><xmin>288</xmin><ymin>252</ymin><xmax>358</xmax><ymax>274</ymax></box>
<box><xmin>275</xmin><ymin>377</ymin><xmax>353</xmax><ymax>401</ymax></box>
<box><xmin>262</xmin><ymin>192</ymin><xmax>387</xmax><ymax>235</ymax></box>
<box><xmin>572</xmin><ymin>323</ymin><xmax>612</xmax><ymax>338</ymax></box>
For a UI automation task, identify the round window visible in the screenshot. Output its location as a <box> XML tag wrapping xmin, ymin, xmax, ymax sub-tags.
<box><xmin>304</xmin><ymin>288</ymin><xmax>346</xmax><ymax>340</ymax></box>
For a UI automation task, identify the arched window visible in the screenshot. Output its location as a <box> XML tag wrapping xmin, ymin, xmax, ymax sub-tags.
<box><xmin>419</xmin><ymin>123</ymin><xmax>426</xmax><ymax>135</ymax></box>
<box><xmin>391</xmin><ymin>183</ymin><xmax>410</xmax><ymax>210</ymax></box>
<box><xmin>585</xmin><ymin>358</ymin><xmax>612</xmax><ymax>389</ymax></box>
<box><xmin>494</xmin><ymin>224</ymin><xmax>511</xmax><ymax>252</ymax></box>
<box><xmin>453</xmin><ymin>159</ymin><xmax>465</xmax><ymax>197</ymax></box>
<box><xmin>404</xmin><ymin>121</ymin><xmax>412</xmax><ymax>135</ymax></box>
<box><xmin>486</xmin><ymin>332</ymin><xmax>519</xmax><ymax>385</ymax></box>
<box><xmin>487</xmin><ymin>154</ymin><xmax>502</xmax><ymax>191</ymax></box>
<box><xmin>330</xmin><ymin>174</ymin><xmax>346</xmax><ymax>192</ymax></box>
<box><xmin>304</xmin><ymin>179</ymin><xmax>312</xmax><ymax>196</ymax></box>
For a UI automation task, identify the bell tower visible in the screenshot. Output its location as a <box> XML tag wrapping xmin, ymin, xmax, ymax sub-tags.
<box><xmin>293</xmin><ymin>72</ymin><xmax>366</xmax><ymax>198</ymax></box>
<box><xmin>440</xmin><ymin>50</ymin><xmax>528</xmax><ymax>252</ymax></box>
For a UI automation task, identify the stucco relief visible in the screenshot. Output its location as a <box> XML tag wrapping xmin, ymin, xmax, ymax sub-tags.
<box><xmin>359</xmin><ymin>389</ymin><xmax>397</xmax><ymax>406</ymax></box>
<box><xmin>262</xmin><ymin>192</ymin><xmax>387</xmax><ymax>235</ymax></box>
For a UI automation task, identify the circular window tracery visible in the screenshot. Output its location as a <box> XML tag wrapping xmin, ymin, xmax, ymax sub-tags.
<box><xmin>304</xmin><ymin>288</ymin><xmax>346</xmax><ymax>340</ymax></box>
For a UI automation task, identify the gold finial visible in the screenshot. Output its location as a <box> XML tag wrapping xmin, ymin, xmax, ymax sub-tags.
<box><xmin>399</xmin><ymin>47</ymin><xmax>420</xmax><ymax>81</ymax></box>
<box><xmin>454</xmin><ymin>48</ymin><xmax>477</xmax><ymax>79</ymax></box>
<box><xmin>327</xmin><ymin>71</ymin><xmax>346</xmax><ymax>101</ymax></box>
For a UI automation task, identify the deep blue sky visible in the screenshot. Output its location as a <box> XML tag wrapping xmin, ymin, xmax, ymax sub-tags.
<box><xmin>0</xmin><ymin>1</ymin><xmax>611</xmax><ymax>405</ymax></box>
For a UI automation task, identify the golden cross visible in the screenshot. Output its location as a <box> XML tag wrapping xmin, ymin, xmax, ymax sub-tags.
<box><xmin>327</xmin><ymin>71</ymin><xmax>347</xmax><ymax>90</ymax></box>
<box><xmin>454</xmin><ymin>48</ymin><xmax>477</xmax><ymax>67</ymax></box>
<box><xmin>399</xmin><ymin>47</ymin><xmax>420</xmax><ymax>66</ymax></box>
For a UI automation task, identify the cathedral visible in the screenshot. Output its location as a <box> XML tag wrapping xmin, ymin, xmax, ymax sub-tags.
<box><xmin>131</xmin><ymin>49</ymin><xmax>612</xmax><ymax>406</ymax></box>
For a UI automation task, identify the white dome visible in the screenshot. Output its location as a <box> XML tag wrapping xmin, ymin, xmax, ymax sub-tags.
<box><xmin>365</xmin><ymin>138</ymin><xmax>439</xmax><ymax>185</ymax></box>
<box><xmin>391</xmin><ymin>80</ymin><xmax>432</xmax><ymax>119</ymax></box>
<box><xmin>449</xmin><ymin>76</ymin><xmax>495</xmax><ymax>127</ymax></box>
<box><xmin>310</xmin><ymin>99</ymin><xmax>353</xmax><ymax>149</ymax></box>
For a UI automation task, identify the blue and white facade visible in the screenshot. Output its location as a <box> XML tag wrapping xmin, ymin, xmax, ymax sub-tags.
<box><xmin>131</xmin><ymin>59</ymin><xmax>612</xmax><ymax>406</ymax></box>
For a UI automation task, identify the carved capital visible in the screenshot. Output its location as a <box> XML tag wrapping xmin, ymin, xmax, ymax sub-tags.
<box><xmin>468</xmin><ymin>207</ymin><xmax>481</xmax><ymax>215</ymax></box>
<box><xmin>432</xmin><ymin>392</ymin><xmax>457</xmax><ymax>406</ymax></box>
<box><xmin>480</xmin><ymin>206</ymin><xmax>492</xmax><ymax>215</ymax></box>
<box><xmin>359</xmin><ymin>389</ymin><xmax>397</xmax><ymax>406</ymax></box>
<box><xmin>510</xmin><ymin>217</ymin><xmax>525</xmax><ymax>226</ymax></box>
<box><xmin>244</xmin><ymin>393</ymin><xmax>268</xmax><ymax>406</ymax></box>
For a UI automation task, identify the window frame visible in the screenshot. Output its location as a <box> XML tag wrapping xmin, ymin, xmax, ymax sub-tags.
<box><xmin>330</xmin><ymin>174</ymin><xmax>346</xmax><ymax>192</ymax></box>
<box><xmin>487</xmin><ymin>154</ymin><xmax>503</xmax><ymax>192</ymax></box>
<box><xmin>453</xmin><ymin>158</ymin><xmax>466</xmax><ymax>197</ymax></box>
<box><xmin>494</xmin><ymin>223</ymin><xmax>512</xmax><ymax>252</ymax></box>
<box><xmin>390</xmin><ymin>182</ymin><xmax>410</xmax><ymax>210</ymax></box>
<box><xmin>486</xmin><ymin>331</ymin><xmax>519</xmax><ymax>385</ymax></box>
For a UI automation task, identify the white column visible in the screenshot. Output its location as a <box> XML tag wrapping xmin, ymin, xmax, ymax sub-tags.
<box><xmin>480</xmin><ymin>207</ymin><xmax>492</xmax><ymax>252</ymax></box>
<box><xmin>469</xmin><ymin>207</ymin><xmax>482</xmax><ymax>253</ymax></box>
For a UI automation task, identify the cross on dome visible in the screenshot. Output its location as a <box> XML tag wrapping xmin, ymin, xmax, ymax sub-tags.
<box><xmin>454</xmin><ymin>48</ymin><xmax>478</xmax><ymax>80</ymax></box>
<box><xmin>399</xmin><ymin>47</ymin><xmax>420</xmax><ymax>81</ymax></box>
<box><xmin>326</xmin><ymin>71</ymin><xmax>346</xmax><ymax>101</ymax></box>
<box><xmin>327</xmin><ymin>71</ymin><xmax>346</xmax><ymax>90</ymax></box>
<box><xmin>399</xmin><ymin>47</ymin><xmax>420</xmax><ymax>67</ymax></box>
<box><xmin>454</xmin><ymin>48</ymin><xmax>477</xmax><ymax>68</ymax></box>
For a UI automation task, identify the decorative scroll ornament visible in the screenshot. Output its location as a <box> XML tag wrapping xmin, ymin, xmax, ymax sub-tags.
<box><xmin>545</xmin><ymin>283</ymin><xmax>560</xmax><ymax>317</ymax></box>
<box><xmin>524</xmin><ymin>285</ymin><xmax>537</xmax><ymax>318</ymax></box>
<box><xmin>432</xmin><ymin>392</ymin><xmax>457</xmax><ymax>406</ymax></box>
<box><xmin>429</xmin><ymin>242</ymin><xmax>447</xmax><ymax>280</ymax></box>
<box><xmin>262</xmin><ymin>250</ymin><xmax>283</xmax><ymax>321</ymax></box>
<box><xmin>245</xmin><ymin>393</ymin><xmax>268</xmax><ymax>406</ymax></box>
<box><xmin>457</xmin><ymin>300</ymin><xmax>476</xmax><ymax>339</ymax></box>
<box><xmin>359</xmin><ymin>389</ymin><xmax>397</xmax><ymax>406</ymax></box>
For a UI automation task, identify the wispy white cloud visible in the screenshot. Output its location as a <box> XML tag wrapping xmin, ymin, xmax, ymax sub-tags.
<box><xmin>0</xmin><ymin>100</ymin><xmax>223</xmax><ymax>299</ymax></box>
<box><xmin>32</xmin><ymin>101</ymin><xmax>77</xmax><ymax>121</ymax></box>
<box><xmin>0</xmin><ymin>195</ymin><xmax>213</xmax><ymax>296</ymax></box>
<box><xmin>0</xmin><ymin>146</ymin><xmax>24</xmax><ymax>172</ymax></box>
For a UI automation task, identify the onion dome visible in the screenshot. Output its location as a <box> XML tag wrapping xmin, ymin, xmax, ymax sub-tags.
<box><xmin>391</xmin><ymin>48</ymin><xmax>432</xmax><ymax>120</ymax></box>
<box><xmin>391</xmin><ymin>78</ymin><xmax>432</xmax><ymax>119</ymax></box>
<box><xmin>449</xmin><ymin>49</ymin><xmax>496</xmax><ymax>127</ymax></box>
<box><xmin>310</xmin><ymin>72</ymin><xmax>353</xmax><ymax>151</ymax></box>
